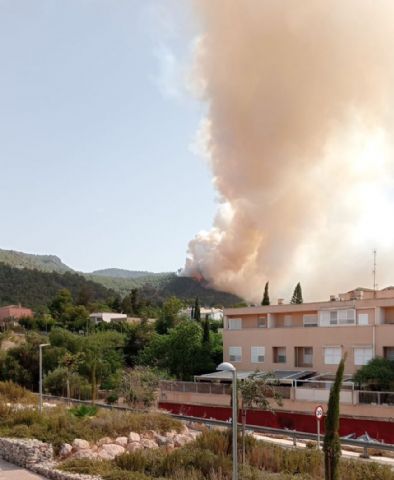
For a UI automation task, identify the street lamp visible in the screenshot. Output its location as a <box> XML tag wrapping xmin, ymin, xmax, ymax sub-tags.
<box><xmin>217</xmin><ymin>362</ymin><xmax>237</xmax><ymax>480</ymax></box>
<box><xmin>39</xmin><ymin>343</ymin><xmax>50</xmax><ymax>413</ymax></box>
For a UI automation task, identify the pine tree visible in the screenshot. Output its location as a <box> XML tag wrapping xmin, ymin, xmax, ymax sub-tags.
<box><xmin>194</xmin><ymin>297</ymin><xmax>201</xmax><ymax>323</ymax></box>
<box><xmin>261</xmin><ymin>281</ymin><xmax>270</xmax><ymax>305</ymax></box>
<box><xmin>323</xmin><ymin>354</ymin><xmax>347</xmax><ymax>480</ymax></box>
<box><xmin>291</xmin><ymin>282</ymin><xmax>303</xmax><ymax>304</ymax></box>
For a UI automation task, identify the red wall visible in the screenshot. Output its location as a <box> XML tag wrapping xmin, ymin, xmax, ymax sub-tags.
<box><xmin>159</xmin><ymin>402</ymin><xmax>394</xmax><ymax>444</ymax></box>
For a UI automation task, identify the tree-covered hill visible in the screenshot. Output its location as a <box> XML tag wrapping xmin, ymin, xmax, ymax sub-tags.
<box><xmin>0</xmin><ymin>248</ymin><xmax>73</xmax><ymax>273</ymax></box>
<box><xmin>90</xmin><ymin>268</ymin><xmax>165</xmax><ymax>279</ymax></box>
<box><xmin>0</xmin><ymin>263</ymin><xmax>115</xmax><ymax>309</ymax></box>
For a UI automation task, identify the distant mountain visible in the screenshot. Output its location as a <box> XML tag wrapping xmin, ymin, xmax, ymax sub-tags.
<box><xmin>90</xmin><ymin>268</ymin><xmax>164</xmax><ymax>279</ymax></box>
<box><xmin>0</xmin><ymin>263</ymin><xmax>115</xmax><ymax>309</ymax></box>
<box><xmin>0</xmin><ymin>248</ymin><xmax>243</xmax><ymax>307</ymax></box>
<box><xmin>0</xmin><ymin>249</ymin><xmax>73</xmax><ymax>273</ymax></box>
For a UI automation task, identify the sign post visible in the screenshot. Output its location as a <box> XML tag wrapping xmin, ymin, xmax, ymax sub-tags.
<box><xmin>314</xmin><ymin>405</ymin><xmax>324</xmax><ymax>450</ymax></box>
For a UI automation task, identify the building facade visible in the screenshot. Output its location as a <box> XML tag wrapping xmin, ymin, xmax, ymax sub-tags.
<box><xmin>0</xmin><ymin>305</ymin><xmax>33</xmax><ymax>321</ymax></box>
<box><xmin>223</xmin><ymin>288</ymin><xmax>394</xmax><ymax>375</ymax></box>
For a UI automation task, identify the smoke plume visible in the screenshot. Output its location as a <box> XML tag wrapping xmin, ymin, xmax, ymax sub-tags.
<box><xmin>184</xmin><ymin>1</ymin><xmax>394</xmax><ymax>302</ymax></box>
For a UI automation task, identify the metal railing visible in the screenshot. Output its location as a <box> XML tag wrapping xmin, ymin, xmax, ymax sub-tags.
<box><xmin>160</xmin><ymin>381</ymin><xmax>231</xmax><ymax>395</ymax></box>
<box><xmin>358</xmin><ymin>390</ymin><xmax>394</xmax><ymax>405</ymax></box>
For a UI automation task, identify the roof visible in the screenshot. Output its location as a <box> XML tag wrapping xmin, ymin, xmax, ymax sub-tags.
<box><xmin>195</xmin><ymin>370</ymin><xmax>314</xmax><ymax>383</ymax></box>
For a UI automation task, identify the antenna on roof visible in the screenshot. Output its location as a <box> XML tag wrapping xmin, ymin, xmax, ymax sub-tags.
<box><xmin>373</xmin><ymin>249</ymin><xmax>378</xmax><ymax>294</ymax></box>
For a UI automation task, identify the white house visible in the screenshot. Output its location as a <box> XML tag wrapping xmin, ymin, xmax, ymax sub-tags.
<box><xmin>89</xmin><ymin>312</ymin><xmax>127</xmax><ymax>324</ymax></box>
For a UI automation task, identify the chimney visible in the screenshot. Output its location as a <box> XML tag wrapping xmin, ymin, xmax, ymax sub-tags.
<box><xmin>330</xmin><ymin>295</ymin><xmax>336</xmax><ymax>302</ymax></box>
<box><xmin>277</xmin><ymin>298</ymin><xmax>284</xmax><ymax>305</ymax></box>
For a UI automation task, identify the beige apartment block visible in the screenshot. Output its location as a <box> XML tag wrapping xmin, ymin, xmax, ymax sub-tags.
<box><xmin>223</xmin><ymin>287</ymin><xmax>394</xmax><ymax>375</ymax></box>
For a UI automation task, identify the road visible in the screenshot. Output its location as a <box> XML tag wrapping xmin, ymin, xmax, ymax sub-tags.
<box><xmin>0</xmin><ymin>458</ymin><xmax>45</xmax><ymax>480</ymax></box>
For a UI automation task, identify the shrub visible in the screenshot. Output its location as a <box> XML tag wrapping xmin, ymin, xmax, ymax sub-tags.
<box><xmin>0</xmin><ymin>381</ymin><xmax>36</xmax><ymax>404</ymax></box>
<box><xmin>69</xmin><ymin>405</ymin><xmax>98</xmax><ymax>417</ymax></box>
<box><xmin>59</xmin><ymin>458</ymin><xmax>113</xmax><ymax>476</ymax></box>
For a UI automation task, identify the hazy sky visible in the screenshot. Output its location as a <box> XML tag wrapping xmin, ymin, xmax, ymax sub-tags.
<box><xmin>0</xmin><ymin>0</ymin><xmax>214</xmax><ymax>273</ymax></box>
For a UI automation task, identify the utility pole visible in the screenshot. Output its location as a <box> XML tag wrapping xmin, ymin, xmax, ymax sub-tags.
<box><xmin>373</xmin><ymin>249</ymin><xmax>377</xmax><ymax>294</ymax></box>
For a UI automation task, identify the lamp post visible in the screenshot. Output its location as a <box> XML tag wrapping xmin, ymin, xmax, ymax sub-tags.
<box><xmin>217</xmin><ymin>362</ymin><xmax>237</xmax><ymax>480</ymax></box>
<box><xmin>39</xmin><ymin>343</ymin><xmax>50</xmax><ymax>413</ymax></box>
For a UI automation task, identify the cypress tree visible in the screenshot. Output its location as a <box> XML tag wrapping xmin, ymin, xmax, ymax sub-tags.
<box><xmin>194</xmin><ymin>297</ymin><xmax>201</xmax><ymax>322</ymax></box>
<box><xmin>261</xmin><ymin>281</ymin><xmax>270</xmax><ymax>305</ymax></box>
<box><xmin>202</xmin><ymin>315</ymin><xmax>210</xmax><ymax>344</ymax></box>
<box><xmin>323</xmin><ymin>354</ymin><xmax>347</xmax><ymax>480</ymax></box>
<box><xmin>291</xmin><ymin>282</ymin><xmax>303</xmax><ymax>304</ymax></box>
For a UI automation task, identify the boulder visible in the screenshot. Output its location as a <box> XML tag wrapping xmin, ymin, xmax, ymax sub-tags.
<box><xmin>97</xmin><ymin>444</ymin><xmax>125</xmax><ymax>460</ymax></box>
<box><xmin>174</xmin><ymin>434</ymin><xmax>191</xmax><ymax>447</ymax></box>
<box><xmin>97</xmin><ymin>437</ymin><xmax>113</xmax><ymax>447</ymax></box>
<box><xmin>72</xmin><ymin>439</ymin><xmax>90</xmax><ymax>450</ymax></box>
<box><xmin>115</xmin><ymin>436</ymin><xmax>128</xmax><ymax>447</ymax></box>
<box><xmin>141</xmin><ymin>438</ymin><xmax>159</xmax><ymax>449</ymax></box>
<box><xmin>154</xmin><ymin>434</ymin><xmax>168</xmax><ymax>446</ymax></box>
<box><xmin>127</xmin><ymin>442</ymin><xmax>143</xmax><ymax>452</ymax></box>
<box><xmin>141</xmin><ymin>430</ymin><xmax>156</xmax><ymax>440</ymax></box>
<box><xmin>128</xmin><ymin>432</ymin><xmax>141</xmax><ymax>443</ymax></box>
<box><xmin>59</xmin><ymin>443</ymin><xmax>72</xmax><ymax>458</ymax></box>
<box><xmin>73</xmin><ymin>449</ymin><xmax>97</xmax><ymax>460</ymax></box>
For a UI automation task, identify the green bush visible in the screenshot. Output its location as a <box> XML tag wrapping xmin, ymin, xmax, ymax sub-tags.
<box><xmin>69</xmin><ymin>405</ymin><xmax>98</xmax><ymax>417</ymax></box>
<box><xmin>59</xmin><ymin>458</ymin><xmax>113</xmax><ymax>476</ymax></box>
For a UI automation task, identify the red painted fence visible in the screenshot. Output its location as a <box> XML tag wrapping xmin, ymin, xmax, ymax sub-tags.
<box><xmin>159</xmin><ymin>402</ymin><xmax>394</xmax><ymax>444</ymax></box>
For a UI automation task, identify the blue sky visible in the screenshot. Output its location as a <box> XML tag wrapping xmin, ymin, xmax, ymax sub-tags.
<box><xmin>0</xmin><ymin>0</ymin><xmax>215</xmax><ymax>273</ymax></box>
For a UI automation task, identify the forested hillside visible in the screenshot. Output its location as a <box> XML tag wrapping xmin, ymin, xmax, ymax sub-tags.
<box><xmin>0</xmin><ymin>263</ymin><xmax>114</xmax><ymax>309</ymax></box>
<box><xmin>0</xmin><ymin>249</ymin><xmax>73</xmax><ymax>273</ymax></box>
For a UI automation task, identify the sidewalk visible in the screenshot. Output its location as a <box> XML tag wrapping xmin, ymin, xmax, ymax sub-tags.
<box><xmin>0</xmin><ymin>458</ymin><xmax>45</xmax><ymax>480</ymax></box>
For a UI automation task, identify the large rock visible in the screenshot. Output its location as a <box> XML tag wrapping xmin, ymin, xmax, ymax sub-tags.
<box><xmin>115</xmin><ymin>436</ymin><xmax>128</xmax><ymax>447</ymax></box>
<box><xmin>127</xmin><ymin>442</ymin><xmax>143</xmax><ymax>452</ymax></box>
<box><xmin>154</xmin><ymin>434</ymin><xmax>169</xmax><ymax>446</ymax></box>
<box><xmin>59</xmin><ymin>443</ymin><xmax>72</xmax><ymax>458</ymax></box>
<box><xmin>97</xmin><ymin>444</ymin><xmax>125</xmax><ymax>460</ymax></box>
<box><xmin>174</xmin><ymin>434</ymin><xmax>191</xmax><ymax>447</ymax></box>
<box><xmin>97</xmin><ymin>437</ymin><xmax>113</xmax><ymax>447</ymax></box>
<box><xmin>72</xmin><ymin>439</ymin><xmax>90</xmax><ymax>450</ymax></box>
<box><xmin>128</xmin><ymin>432</ymin><xmax>141</xmax><ymax>443</ymax></box>
<box><xmin>141</xmin><ymin>438</ymin><xmax>159</xmax><ymax>449</ymax></box>
<box><xmin>73</xmin><ymin>449</ymin><xmax>97</xmax><ymax>460</ymax></box>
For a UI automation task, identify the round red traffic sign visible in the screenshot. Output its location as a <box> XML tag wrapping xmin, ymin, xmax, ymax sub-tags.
<box><xmin>315</xmin><ymin>405</ymin><xmax>324</xmax><ymax>419</ymax></box>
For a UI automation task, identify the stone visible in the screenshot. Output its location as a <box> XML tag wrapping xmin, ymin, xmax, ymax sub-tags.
<box><xmin>127</xmin><ymin>442</ymin><xmax>143</xmax><ymax>452</ymax></box>
<box><xmin>154</xmin><ymin>434</ymin><xmax>168</xmax><ymax>446</ymax></box>
<box><xmin>141</xmin><ymin>438</ymin><xmax>159</xmax><ymax>449</ymax></box>
<box><xmin>115</xmin><ymin>436</ymin><xmax>128</xmax><ymax>447</ymax></box>
<box><xmin>97</xmin><ymin>443</ymin><xmax>125</xmax><ymax>460</ymax></box>
<box><xmin>59</xmin><ymin>443</ymin><xmax>72</xmax><ymax>458</ymax></box>
<box><xmin>72</xmin><ymin>449</ymin><xmax>97</xmax><ymax>460</ymax></box>
<box><xmin>174</xmin><ymin>434</ymin><xmax>191</xmax><ymax>447</ymax></box>
<box><xmin>97</xmin><ymin>437</ymin><xmax>113</xmax><ymax>447</ymax></box>
<box><xmin>72</xmin><ymin>438</ymin><xmax>90</xmax><ymax>450</ymax></box>
<box><xmin>142</xmin><ymin>430</ymin><xmax>156</xmax><ymax>439</ymax></box>
<box><xmin>128</xmin><ymin>431</ymin><xmax>141</xmax><ymax>443</ymax></box>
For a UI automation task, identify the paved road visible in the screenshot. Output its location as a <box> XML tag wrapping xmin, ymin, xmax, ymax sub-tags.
<box><xmin>0</xmin><ymin>458</ymin><xmax>45</xmax><ymax>480</ymax></box>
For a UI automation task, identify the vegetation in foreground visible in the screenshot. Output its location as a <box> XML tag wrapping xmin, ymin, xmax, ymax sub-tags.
<box><xmin>59</xmin><ymin>429</ymin><xmax>394</xmax><ymax>480</ymax></box>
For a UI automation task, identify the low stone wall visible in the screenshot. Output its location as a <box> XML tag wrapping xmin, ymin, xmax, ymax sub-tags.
<box><xmin>0</xmin><ymin>437</ymin><xmax>53</xmax><ymax>468</ymax></box>
<box><xmin>0</xmin><ymin>438</ymin><xmax>98</xmax><ymax>480</ymax></box>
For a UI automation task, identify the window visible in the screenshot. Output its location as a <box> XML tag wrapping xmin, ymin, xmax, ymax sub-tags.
<box><xmin>229</xmin><ymin>346</ymin><xmax>242</xmax><ymax>362</ymax></box>
<box><xmin>284</xmin><ymin>315</ymin><xmax>292</xmax><ymax>327</ymax></box>
<box><xmin>358</xmin><ymin>313</ymin><xmax>369</xmax><ymax>326</ymax></box>
<box><xmin>228</xmin><ymin>318</ymin><xmax>242</xmax><ymax>330</ymax></box>
<box><xmin>257</xmin><ymin>317</ymin><xmax>267</xmax><ymax>328</ymax></box>
<box><xmin>319</xmin><ymin>309</ymin><xmax>356</xmax><ymax>326</ymax></box>
<box><xmin>330</xmin><ymin>311</ymin><xmax>337</xmax><ymax>325</ymax></box>
<box><xmin>354</xmin><ymin>347</ymin><xmax>373</xmax><ymax>366</ymax></box>
<box><xmin>251</xmin><ymin>346</ymin><xmax>265</xmax><ymax>363</ymax></box>
<box><xmin>338</xmin><ymin>309</ymin><xmax>355</xmax><ymax>325</ymax></box>
<box><xmin>295</xmin><ymin>347</ymin><xmax>313</xmax><ymax>367</ymax></box>
<box><xmin>273</xmin><ymin>347</ymin><xmax>286</xmax><ymax>363</ymax></box>
<box><xmin>384</xmin><ymin>347</ymin><xmax>394</xmax><ymax>361</ymax></box>
<box><xmin>324</xmin><ymin>347</ymin><xmax>342</xmax><ymax>365</ymax></box>
<box><xmin>303</xmin><ymin>314</ymin><xmax>318</xmax><ymax>327</ymax></box>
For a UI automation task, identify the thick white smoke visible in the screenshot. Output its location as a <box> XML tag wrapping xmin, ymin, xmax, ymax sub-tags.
<box><xmin>184</xmin><ymin>1</ymin><xmax>394</xmax><ymax>302</ymax></box>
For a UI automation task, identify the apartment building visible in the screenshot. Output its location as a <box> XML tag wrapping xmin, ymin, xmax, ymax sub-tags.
<box><xmin>223</xmin><ymin>287</ymin><xmax>394</xmax><ymax>375</ymax></box>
